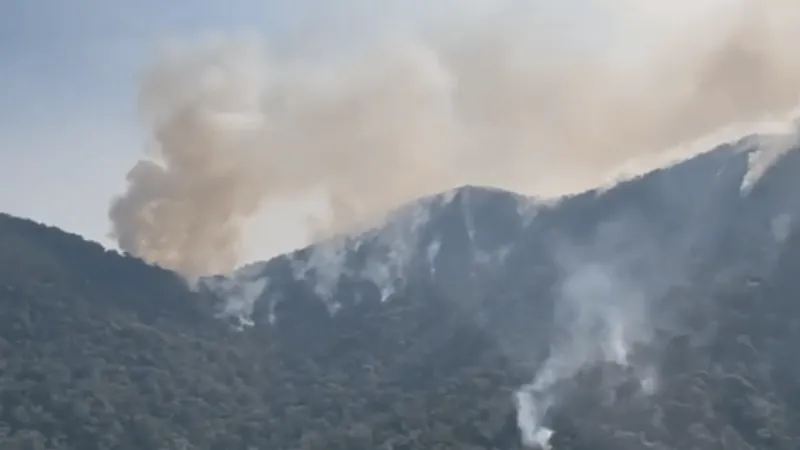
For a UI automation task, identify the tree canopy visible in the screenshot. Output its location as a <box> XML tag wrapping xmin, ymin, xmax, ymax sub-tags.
<box><xmin>1</xmin><ymin>202</ymin><xmax>800</xmax><ymax>449</ymax></box>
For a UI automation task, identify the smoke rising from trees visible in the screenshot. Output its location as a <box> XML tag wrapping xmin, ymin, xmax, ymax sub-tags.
<box><xmin>108</xmin><ymin>0</ymin><xmax>800</xmax><ymax>278</ymax></box>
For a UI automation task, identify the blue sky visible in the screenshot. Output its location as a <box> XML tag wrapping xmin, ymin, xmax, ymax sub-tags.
<box><xmin>0</xmin><ymin>0</ymin><xmax>516</xmax><ymax>257</ymax></box>
<box><xmin>0</xmin><ymin>0</ymin><xmax>316</xmax><ymax>252</ymax></box>
<box><xmin>0</xmin><ymin>0</ymin><xmax>653</xmax><ymax>259</ymax></box>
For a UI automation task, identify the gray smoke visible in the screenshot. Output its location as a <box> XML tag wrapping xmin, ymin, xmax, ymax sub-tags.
<box><xmin>108</xmin><ymin>0</ymin><xmax>800</xmax><ymax>279</ymax></box>
<box><xmin>515</xmin><ymin>215</ymin><xmax>682</xmax><ymax>448</ymax></box>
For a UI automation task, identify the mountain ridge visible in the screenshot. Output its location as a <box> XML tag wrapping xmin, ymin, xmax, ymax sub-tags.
<box><xmin>2</xmin><ymin>127</ymin><xmax>800</xmax><ymax>449</ymax></box>
<box><xmin>207</xmin><ymin>129</ymin><xmax>798</xmax><ymax>331</ymax></box>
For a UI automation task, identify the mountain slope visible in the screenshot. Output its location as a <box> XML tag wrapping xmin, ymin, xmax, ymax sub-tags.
<box><xmin>1</xmin><ymin>130</ymin><xmax>800</xmax><ymax>449</ymax></box>
<box><xmin>207</xmin><ymin>130</ymin><xmax>800</xmax><ymax>448</ymax></box>
<box><xmin>0</xmin><ymin>212</ymin><xmax>532</xmax><ymax>450</ymax></box>
<box><xmin>218</xmin><ymin>132</ymin><xmax>799</xmax><ymax>347</ymax></box>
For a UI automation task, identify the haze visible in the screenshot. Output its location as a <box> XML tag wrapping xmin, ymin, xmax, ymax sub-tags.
<box><xmin>2</xmin><ymin>0</ymin><xmax>800</xmax><ymax>278</ymax></box>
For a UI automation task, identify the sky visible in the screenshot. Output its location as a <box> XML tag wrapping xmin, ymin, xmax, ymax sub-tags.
<box><xmin>0</xmin><ymin>0</ymin><xmax>603</xmax><ymax>261</ymax></box>
<box><xmin>3</xmin><ymin>1</ymin><xmax>799</xmax><ymax>268</ymax></box>
<box><xmin>0</xmin><ymin>0</ymin><xmax>317</xmax><ymax>256</ymax></box>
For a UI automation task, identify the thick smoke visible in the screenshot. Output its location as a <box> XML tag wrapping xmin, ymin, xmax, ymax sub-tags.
<box><xmin>109</xmin><ymin>0</ymin><xmax>800</xmax><ymax>278</ymax></box>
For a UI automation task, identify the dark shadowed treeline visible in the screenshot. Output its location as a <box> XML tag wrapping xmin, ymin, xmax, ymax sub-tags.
<box><xmin>3</xmin><ymin>142</ymin><xmax>800</xmax><ymax>449</ymax></box>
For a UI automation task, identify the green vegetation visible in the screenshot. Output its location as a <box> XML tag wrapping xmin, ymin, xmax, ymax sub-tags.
<box><xmin>1</xmin><ymin>207</ymin><xmax>800</xmax><ymax>450</ymax></box>
<box><xmin>0</xmin><ymin>213</ymin><xmax>527</xmax><ymax>450</ymax></box>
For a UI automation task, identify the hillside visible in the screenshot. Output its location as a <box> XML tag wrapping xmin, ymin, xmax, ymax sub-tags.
<box><xmin>0</xmin><ymin>212</ymin><xmax>532</xmax><ymax>450</ymax></box>
<box><xmin>2</xmin><ymin>132</ymin><xmax>800</xmax><ymax>449</ymax></box>
<box><xmin>224</xmin><ymin>133</ymin><xmax>785</xmax><ymax>328</ymax></box>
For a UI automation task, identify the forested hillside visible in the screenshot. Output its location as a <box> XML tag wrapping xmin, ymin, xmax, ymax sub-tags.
<box><xmin>0</xmin><ymin>212</ymin><xmax>530</xmax><ymax>450</ymax></box>
<box><xmin>2</xmin><ymin>139</ymin><xmax>800</xmax><ymax>449</ymax></box>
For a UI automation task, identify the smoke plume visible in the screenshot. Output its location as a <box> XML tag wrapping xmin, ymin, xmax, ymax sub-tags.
<box><xmin>108</xmin><ymin>0</ymin><xmax>800</xmax><ymax>278</ymax></box>
<box><xmin>515</xmin><ymin>214</ymin><xmax>685</xmax><ymax>448</ymax></box>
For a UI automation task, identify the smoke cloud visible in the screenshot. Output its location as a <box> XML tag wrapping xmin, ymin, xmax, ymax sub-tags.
<box><xmin>515</xmin><ymin>215</ymin><xmax>682</xmax><ymax>448</ymax></box>
<box><xmin>108</xmin><ymin>0</ymin><xmax>800</xmax><ymax>278</ymax></box>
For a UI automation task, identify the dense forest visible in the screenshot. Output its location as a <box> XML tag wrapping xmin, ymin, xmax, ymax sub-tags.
<box><xmin>2</xmin><ymin>141</ymin><xmax>800</xmax><ymax>449</ymax></box>
<box><xmin>0</xmin><ymin>212</ymin><xmax>532</xmax><ymax>450</ymax></box>
<box><xmin>2</xmin><ymin>210</ymin><xmax>800</xmax><ymax>450</ymax></box>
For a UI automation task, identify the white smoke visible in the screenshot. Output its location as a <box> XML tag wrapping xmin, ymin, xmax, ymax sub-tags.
<box><xmin>292</xmin><ymin>191</ymin><xmax>442</xmax><ymax>308</ymax></box>
<box><xmin>109</xmin><ymin>0</ymin><xmax>800</xmax><ymax>280</ymax></box>
<box><xmin>101</xmin><ymin>2</ymin><xmax>800</xmax><ymax>441</ymax></box>
<box><xmin>515</xmin><ymin>215</ymin><xmax>683</xmax><ymax>448</ymax></box>
<box><xmin>200</xmin><ymin>261</ymin><xmax>270</xmax><ymax>329</ymax></box>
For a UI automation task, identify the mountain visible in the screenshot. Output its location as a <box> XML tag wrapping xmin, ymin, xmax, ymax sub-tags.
<box><xmin>2</xmin><ymin>129</ymin><xmax>800</xmax><ymax>449</ymax></box>
<box><xmin>209</xmin><ymin>131</ymin><xmax>800</xmax><ymax>351</ymax></box>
